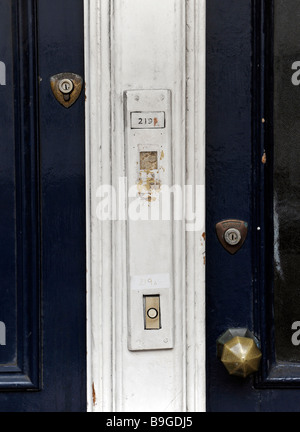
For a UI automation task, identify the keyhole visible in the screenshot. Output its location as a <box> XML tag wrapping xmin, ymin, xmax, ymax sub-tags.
<box><xmin>58</xmin><ymin>78</ymin><xmax>74</xmax><ymax>96</ymax></box>
<box><xmin>224</xmin><ymin>228</ymin><xmax>241</xmax><ymax>246</ymax></box>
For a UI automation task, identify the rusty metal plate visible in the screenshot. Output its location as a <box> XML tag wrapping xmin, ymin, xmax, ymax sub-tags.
<box><xmin>50</xmin><ymin>73</ymin><xmax>83</xmax><ymax>108</ymax></box>
<box><xmin>216</xmin><ymin>219</ymin><xmax>248</xmax><ymax>255</ymax></box>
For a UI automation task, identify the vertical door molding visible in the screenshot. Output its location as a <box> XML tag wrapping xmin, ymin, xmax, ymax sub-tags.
<box><xmin>85</xmin><ymin>0</ymin><xmax>206</xmax><ymax>412</ymax></box>
<box><xmin>85</xmin><ymin>0</ymin><xmax>113</xmax><ymax>412</ymax></box>
<box><xmin>185</xmin><ymin>0</ymin><xmax>206</xmax><ymax>412</ymax></box>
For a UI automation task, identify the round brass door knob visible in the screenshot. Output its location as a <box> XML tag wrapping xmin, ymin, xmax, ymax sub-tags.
<box><xmin>217</xmin><ymin>329</ymin><xmax>262</xmax><ymax>378</ymax></box>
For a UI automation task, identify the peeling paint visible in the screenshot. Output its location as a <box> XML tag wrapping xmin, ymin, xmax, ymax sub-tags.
<box><xmin>137</xmin><ymin>165</ymin><xmax>161</xmax><ymax>202</ymax></box>
<box><xmin>137</xmin><ymin>176</ymin><xmax>161</xmax><ymax>202</ymax></box>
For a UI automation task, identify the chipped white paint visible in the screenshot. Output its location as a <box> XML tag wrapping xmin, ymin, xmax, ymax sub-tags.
<box><xmin>85</xmin><ymin>0</ymin><xmax>206</xmax><ymax>412</ymax></box>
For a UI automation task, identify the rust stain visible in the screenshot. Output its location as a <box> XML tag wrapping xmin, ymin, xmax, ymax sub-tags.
<box><xmin>202</xmin><ymin>232</ymin><xmax>206</xmax><ymax>241</ymax></box>
<box><xmin>92</xmin><ymin>382</ymin><xmax>97</xmax><ymax>406</ymax></box>
<box><xmin>160</xmin><ymin>150</ymin><xmax>165</xmax><ymax>161</ymax></box>
<box><xmin>262</xmin><ymin>151</ymin><xmax>267</xmax><ymax>165</ymax></box>
<box><xmin>154</xmin><ymin>117</ymin><xmax>158</xmax><ymax>127</ymax></box>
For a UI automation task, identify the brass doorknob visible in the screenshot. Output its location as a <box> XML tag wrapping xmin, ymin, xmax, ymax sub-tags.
<box><xmin>217</xmin><ymin>329</ymin><xmax>262</xmax><ymax>378</ymax></box>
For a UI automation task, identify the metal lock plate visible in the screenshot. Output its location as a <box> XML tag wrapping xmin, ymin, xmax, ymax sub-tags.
<box><xmin>126</xmin><ymin>91</ymin><xmax>174</xmax><ymax>352</ymax></box>
<box><xmin>50</xmin><ymin>73</ymin><xmax>83</xmax><ymax>108</ymax></box>
<box><xmin>216</xmin><ymin>220</ymin><xmax>248</xmax><ymax>254</ymax></box>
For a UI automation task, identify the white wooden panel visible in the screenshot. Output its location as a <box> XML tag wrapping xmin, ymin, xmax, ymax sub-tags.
<box><xmin>85</xmin><ymin>0</ymin><xmax>206</xmax><ymax>412</ymax></box>
<box><xmin>113</xmin><ymin>0</ymin><xmax>184</xmax><ymax>412</ymax></box>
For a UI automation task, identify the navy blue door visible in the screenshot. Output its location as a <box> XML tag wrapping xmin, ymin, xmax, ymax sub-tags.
<box><xmin>207</xmin><ymin>0</ymin><xmax>300</xmax><ymax>412</ymax></box>
<box><xmin>0</xmin><ymin>0</ymin><xmax>86</xmax><ymax>411</ymax></box>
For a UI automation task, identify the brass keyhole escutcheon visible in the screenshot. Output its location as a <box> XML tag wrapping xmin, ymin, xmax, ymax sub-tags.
<box><xmin>50</xmin><ymin>73</ymin><xmax>83</xmax><ymax>108</ymax></box>
<box><xmin>216</xmin><ymin>220</ymin><xmax>248</xmax><ymax>254</ymax></box>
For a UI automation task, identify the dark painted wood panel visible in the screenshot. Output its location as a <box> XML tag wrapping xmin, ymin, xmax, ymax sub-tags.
<box><xmin>0</xmin><ymin>0</ymin><xmax>40</xmax><ymax>390</ymax></box>
<box><xmin>0</xmin><ymin>0</ymin><xmax>86</xmax><ymax>411</ymax></box>
<box><xmin>207</xmin><ymin>0</ymin><xmax>300</xmax><ymax>411</ymax></box>
<box><xmin>206</xmin><ymin>0</ymin><xmax>260</xmax><ymax>412</ymax></box>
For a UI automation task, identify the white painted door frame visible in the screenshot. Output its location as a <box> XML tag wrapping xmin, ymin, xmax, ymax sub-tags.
<box><xmin>84</xmin><ymin>0</ymin><xmax>206</xmax><ymax>412</ymax></box>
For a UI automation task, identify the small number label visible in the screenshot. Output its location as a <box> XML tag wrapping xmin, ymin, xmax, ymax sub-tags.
<box><xmin>138</xmin><ymin>117</ymin><xmax>154</xmax><ymax>125</ymax></box>
<box><xmin>131</xmin><ymin>112</ymin><xmax>165</xmax><ymax>129</ymax></box>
